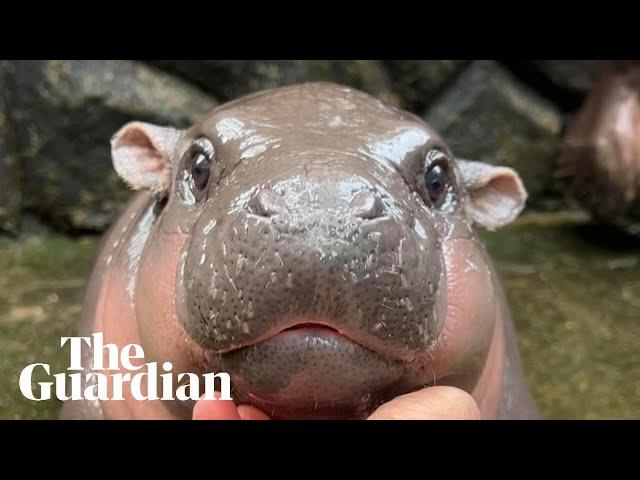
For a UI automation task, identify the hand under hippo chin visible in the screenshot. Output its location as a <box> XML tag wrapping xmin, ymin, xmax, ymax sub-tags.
<box><xmin>60</xmin><ymin>82</ymin><xmax>540</xmax><ymax>420</ymax></box>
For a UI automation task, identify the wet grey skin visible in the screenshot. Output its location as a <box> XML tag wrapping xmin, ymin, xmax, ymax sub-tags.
<box><xmin>171</xmin><ymin>85</ymin><xmax>460</xmax><ymax>417</ymax></box>
<box><xmin>63</xmin><ymin>82</ymin><xmax>539</xmax><ymax>419</ymax></box>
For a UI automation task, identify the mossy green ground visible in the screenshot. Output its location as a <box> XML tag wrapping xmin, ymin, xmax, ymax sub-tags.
<box><xmin>1</xmin><ymin>212</ymin><xmax>639</xmax><ymax>419</ymax></box>
<box><xmin>0</xmin><ymin>236</ymin><xmax>95</xmax><ymax>419</ymax></box>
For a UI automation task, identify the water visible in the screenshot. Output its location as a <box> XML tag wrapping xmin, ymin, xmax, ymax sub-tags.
<box><xmin>0</xmin><ymin>211</ymin><xmax>638</xmax><ymax>419</ymax></box>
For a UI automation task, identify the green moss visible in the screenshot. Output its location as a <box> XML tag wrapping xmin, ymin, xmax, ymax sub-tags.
<box><xmin>481</xmin><ymin>213</ymin><xmax>640</xmax><ymax>419</ymax></box>
<box><xmin>0</xmin><ymin>235</ymin><xmax>96</xmax><ymax>419</ymax></box>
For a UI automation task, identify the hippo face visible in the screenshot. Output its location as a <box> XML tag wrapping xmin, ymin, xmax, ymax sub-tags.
<box><xmin>111</xmin><ymin>83</ymin><xmax>527</xmax><ymax>418</ymax></box>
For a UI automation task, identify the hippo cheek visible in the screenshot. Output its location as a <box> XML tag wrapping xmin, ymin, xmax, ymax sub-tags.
<box><xmin>135</xmin><ymin>230</ymin><xmax>208</xmax><ymax>382</ymax></box>
<box><xmin>428</xmin><ymin>238</ymin><xmax>498</xmax><ymax>392</ymax></box>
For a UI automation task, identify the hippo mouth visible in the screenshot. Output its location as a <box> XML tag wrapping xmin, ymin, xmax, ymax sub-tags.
<box><xmin>217</xmin><ymin>319</ymin><xmax>411</xmax><ymax>419</ymax></box>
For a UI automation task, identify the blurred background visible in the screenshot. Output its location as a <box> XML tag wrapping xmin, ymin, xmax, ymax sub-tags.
<box><xmin>1</xmin><ymin>60</ymin><xmax>639</xmax><ymax>419</ymax></box>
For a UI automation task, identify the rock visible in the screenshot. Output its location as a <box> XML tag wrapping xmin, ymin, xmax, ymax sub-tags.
<box><xmin>0</xmin><ymin>60</ymin><xmax>217</xmax><ymax>232</ymax></box>
<box><xmin>0</xmin><ymin>95</ymin><xmax>20</xmax><ymax>234</ymax></box>
<box><xmin>383</xmin><ymin>60</ymin><xmax>468</xmax><ymax>113</ymax></box>
<box><xmin>532</xmin><ymin>60</ymin><xmax>640</xmax><ymax>95</ymax></box>
<box><xmin>148</xmin><ymin>60</ymin><xmax>398</xmax><ymax>106</ymax></box>
<box><xmin>425</xmin><ymin>61</ymin><xmax>563</xmax><ymax>204</ymax></box>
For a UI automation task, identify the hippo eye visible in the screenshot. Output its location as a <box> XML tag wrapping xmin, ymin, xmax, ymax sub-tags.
<box><xmin>180</xmin><ymin>137</ymin><xmax>215</xmax><ymax>204</ymax></box>
<box><xmin>191</xmin><ymin>152</ymin><xmax>211</xmax><ymax>191</ymax></box>
<box><xmin>424</xmin><ymin>149</ymin><xmax>451</xmax><ymax>207</ymax></box>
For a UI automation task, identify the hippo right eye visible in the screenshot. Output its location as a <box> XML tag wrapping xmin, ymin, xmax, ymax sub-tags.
<box><xmin>422</xmin><ymin>148</ymin><xmax>455</xmax><ymax>209</ymax></box>
<box><xmin>180</xmin><ymin>138</ymin><xmax>215</xmax><ymax>204</ymax></box>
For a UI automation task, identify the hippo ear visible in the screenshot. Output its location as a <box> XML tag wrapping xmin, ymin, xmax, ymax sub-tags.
<box><xmin>457</xmin><ymin>159</ymin><xmax>528</xmax><ymax>230</ymax></box>
<box><xmin>111</xmin><ymin>122</ymin><xmax>182</xmax><ymax>195</ymax></box>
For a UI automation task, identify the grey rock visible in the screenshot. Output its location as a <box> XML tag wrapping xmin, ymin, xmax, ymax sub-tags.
<box><xmin>425</xmin><ymin>61</ymin><xmax>563</xmax><ymax>204</ymax></box>
<box><xmin>0</xmin><ymin>96</ymin><xmax>20</xmax><ymax>234</ymax></box>
<box><xmin>149</xmin><ymin>60</ymin><xmax>398</xmax><ymax>106</ymax></box>
<box><xmin>1</xmin><ymin>60</ymin><xmax>217</xmax><ymax>232</ymax></box>
<box><xmin>532</xmin><ymin>60</ymin><xmax>624</xmax><ymax>95</ymax></box>
<box><xmin>383</xmin><ymin>60</ymin><xmax>468</xmax><ymax>113</ymax></box>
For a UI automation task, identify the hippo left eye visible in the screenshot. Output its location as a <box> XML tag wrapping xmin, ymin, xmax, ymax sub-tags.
<box><xmin>191</xmin><ymin>152</ymin><xmax>211</xmax><ymax>191</ymax></box>
<box><xmin>180</xmin><ymin>137</ymin><xmax>215</xmax><ymax>204</ymax></box>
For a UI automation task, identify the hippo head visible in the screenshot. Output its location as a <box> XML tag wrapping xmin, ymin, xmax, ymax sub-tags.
<box><xmin>111</xmin><ymin>83</ymin><xmax>527</xmax><ymax>418</ymax></box>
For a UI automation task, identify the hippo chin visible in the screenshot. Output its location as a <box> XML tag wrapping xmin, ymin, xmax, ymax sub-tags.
<box><xmin>60</xmin><ymin>82</ymin><xmax>540</xmax><ymax>420</ymax></box>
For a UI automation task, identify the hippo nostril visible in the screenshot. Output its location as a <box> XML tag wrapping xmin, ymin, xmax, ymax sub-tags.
<box><xmin>248</xmin><ymin>188</ymin><xmax>288</xmax><ymax>218</ymax></box>
<box><xmin>350</xmin><ymin>190</ymin><xmax>385</xmax><ymax>220</ymax></box>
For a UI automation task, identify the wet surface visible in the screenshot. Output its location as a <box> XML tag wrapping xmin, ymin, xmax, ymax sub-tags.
<box><xmin>1</xmin><ymin>211</ymin><xmax>639</xmax><ymax>419</ymax></box>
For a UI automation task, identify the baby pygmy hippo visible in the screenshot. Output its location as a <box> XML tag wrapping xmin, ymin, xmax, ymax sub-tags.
<box><xmin>60</xmin><ymin>82</ymin><xmax>539</xmax><ymax>419</ymax></box>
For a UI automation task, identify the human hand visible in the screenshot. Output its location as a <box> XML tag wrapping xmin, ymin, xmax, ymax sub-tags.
<box><xmin>192</xmin><ymin>386</ymin><xmax>480</xmax><ymax>420</ymax></box>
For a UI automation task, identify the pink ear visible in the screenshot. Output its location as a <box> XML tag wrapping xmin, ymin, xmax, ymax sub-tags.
<box><xmin>111</xmin><ymin>122</ymin><xmax>181</xmax><ymax>195</ymax></box>
<box><xmin>457</xmin><ymin>160</ymin><xmax>528</xmax><ymax>230</ymax></box>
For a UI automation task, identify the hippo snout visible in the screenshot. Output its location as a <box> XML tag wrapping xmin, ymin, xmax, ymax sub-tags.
<box><xmin>245</xmin><ymin>176</ymin><xmax>387</xmax><ymax>239</ymax></box>
<box><xmin>175</xmin><ymin>170</ymin><xmax>445</xmax><ymax>416</ymax></box>
<box><xmin>249</xmin><ymin>187</ymin><xmax>385</xmax><ymax>223</ymax></box>
<box><xmin>178</xmin><ymin>171</ymin><xmax>443</xmax><ymax>357</ymax></box>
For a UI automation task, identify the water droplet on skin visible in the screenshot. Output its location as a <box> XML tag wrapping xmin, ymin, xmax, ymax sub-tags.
<box><xmin>365</xmin><ymin>254</ymin><xmax>375</xmax><ymax>271</ymax></box>
<box><xmin>413</xmin><ymin>221</ymin><xmax>428</xmax><ymax>239</ymax></box>
<box><xmin>203</xmin><ymin>219</ymin><xmax>217</xmax><ymax>234</ymax></box>
<box><xmin>242</xmin><ymin>322</ymin><xmax>250</xmax><ymax>334</ymax></box>
<box><xmin>405</xmin><ymin>297</ymin><xmax>414</xmax><ymax>312</ymax></box>
<box><xmin>286</xmin><ymin>273</ymin><xmax>294</xmax><ymax>288</ymax></box>
<box><xmin>236</xmin><ymin>255</ymin><xmax>246</xmax><ymax>275</ymax></box>
<box><xmin>367</xmin><ymin>231</ymin><xmax>382</xmax><ymax>242</ymax></box>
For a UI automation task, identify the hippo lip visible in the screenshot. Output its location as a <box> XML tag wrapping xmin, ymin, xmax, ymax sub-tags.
<box><xmin>280</xmin><ymin>322</ymin><xmax>341</xmax><ymax>332</ymax></box>
<box><xmin>218</xmin><ymin>318</ymin><xmax>415</xmax><ymax>362</ymax></box>
<box><xmin>217</xmin><ymin>324</ymin><xmax>409</xmax><ymax>418</ymax></box>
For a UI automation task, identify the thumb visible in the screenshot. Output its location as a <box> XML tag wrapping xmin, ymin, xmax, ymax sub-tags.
<box><xmin>368</xmin><ymin>386</ymin><xmax>481</xmax><ymax>420</ymax></box>
<box><xmin>192</xmin><ymin>393</ymin><xmax>242</xmax><ymax>420</ymax></box>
